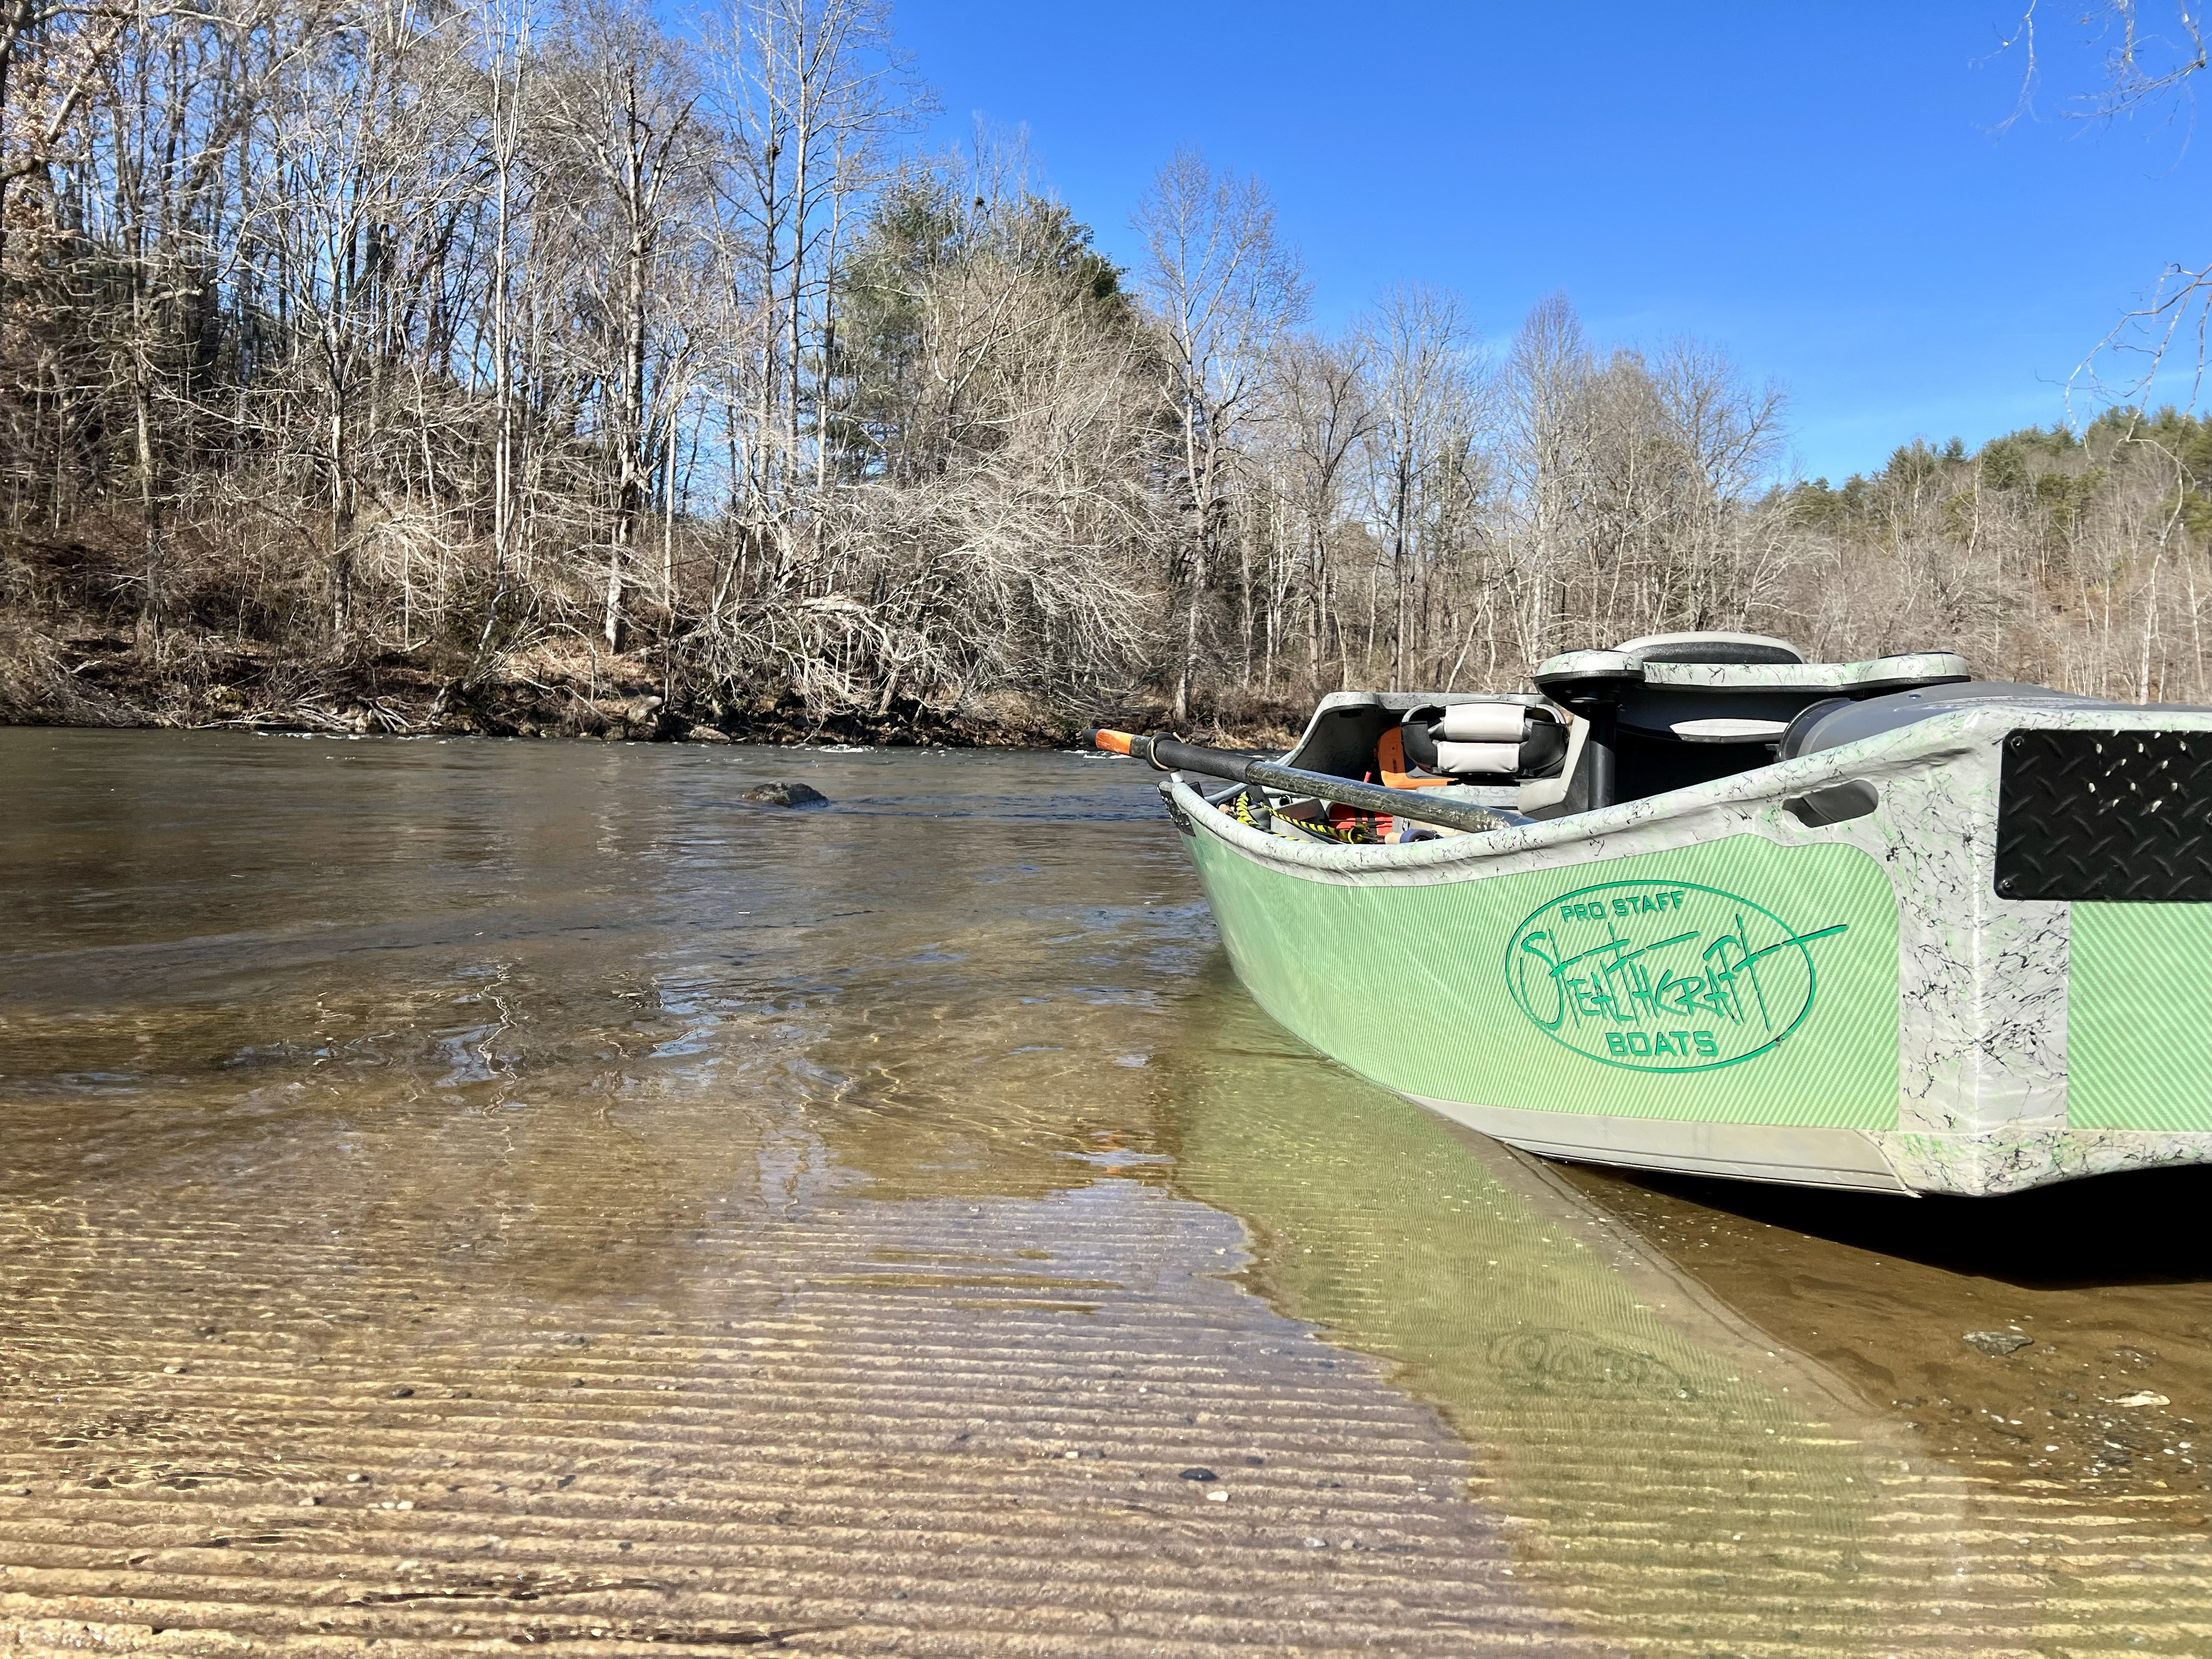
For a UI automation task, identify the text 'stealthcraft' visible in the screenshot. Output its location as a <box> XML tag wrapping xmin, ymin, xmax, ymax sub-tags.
<box><xmin>1091</xmin><ymin>631</ymin><xmax>2212</xmax><ymax>1197</ymax></box>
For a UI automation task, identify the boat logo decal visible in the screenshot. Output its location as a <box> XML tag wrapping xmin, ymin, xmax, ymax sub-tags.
<box><xmin>1484</xmin><ymin>1328</ymin><xmax>1688</xmax><ymax>1399</ymax></box>
<box><xmin>1504</xmin><ymin>880</ymin><xmax>1848</xmax><ymax>1072</ymax></box>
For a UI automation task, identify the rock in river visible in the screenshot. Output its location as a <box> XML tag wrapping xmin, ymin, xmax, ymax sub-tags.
<box><xmin>739</xmin><ymin>782</ymin><xmax>828</xmax><ymax>808</ymax></box>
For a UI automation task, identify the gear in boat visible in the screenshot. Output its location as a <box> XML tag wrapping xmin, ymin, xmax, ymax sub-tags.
<box><xmin>1303</xmin><ymin>633</ymin><xmax>1999</xmax><ymax>832</ymax></box>
<box><xmin>1101</xmin><ymin>633</ymin><xmax>2123</xmax><ymax>843</ymax></box>
<box><xmin>1088</xmin><ymin>633</ymin><xmax>2212</xmax><ymax>1198</ymax></box>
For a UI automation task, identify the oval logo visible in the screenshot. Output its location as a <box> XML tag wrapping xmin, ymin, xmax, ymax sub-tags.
<box><xmin>1483</xmin><ymin>1328</ymin><xmax>1688</xmax><ymax>1400</ymax></box>
<box><xmin>1504</xmin><ymin>879</ymin><xmax>1848</xmax><ymax>1071</ymax></box>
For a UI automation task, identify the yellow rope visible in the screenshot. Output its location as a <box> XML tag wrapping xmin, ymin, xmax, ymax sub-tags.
<box><xmin>1231</xmin><ymin>791</ymin><xmax>1381</xmax><ymax>843</ymax></box>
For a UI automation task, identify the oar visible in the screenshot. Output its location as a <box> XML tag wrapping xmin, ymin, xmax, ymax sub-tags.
<box><xmin>1085</xmin><ymin>729</ymin><xmax>1524</xmax><ymax>836</ymax></box>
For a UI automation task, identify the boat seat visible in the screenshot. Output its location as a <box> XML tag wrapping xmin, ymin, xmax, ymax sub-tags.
<box><xmin>1383</xmin><ymin>699</ymin><xmax>1583</xmax><ymax>808</ymax></box>
<box><xmin>1530</xmin><ymin>636</ymin><xmax>1972</xmax><ymax>810</ymax></box>
<box><xmin>1396</xmin><ymin>701</ymin><xmax>1571</xmax><ymax>777</ymax></box>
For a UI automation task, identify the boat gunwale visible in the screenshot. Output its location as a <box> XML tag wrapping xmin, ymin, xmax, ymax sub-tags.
<box><xmin>1167</xmin><ymin>702</ymin><xmax>2212</xmax><ymax>883</ymax></box>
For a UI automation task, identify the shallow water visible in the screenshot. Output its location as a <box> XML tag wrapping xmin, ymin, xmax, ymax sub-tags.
<box><xmin>0</xmin><ymin>728</ymin><xmax>2206</xmax><ymax>1655</ymax></box>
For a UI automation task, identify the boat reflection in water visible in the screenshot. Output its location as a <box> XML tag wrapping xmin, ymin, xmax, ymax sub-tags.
<box><xmin>1156</xmin><ymin>958</ymin><xmax>2212</xmax><ymax>1652</ymax></box>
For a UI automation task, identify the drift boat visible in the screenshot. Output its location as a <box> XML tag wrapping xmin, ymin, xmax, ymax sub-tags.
<box><xmin>1092</xmin><ymin>633</ymin><xmax>2212</xmax><ymax>1197</ymax></box>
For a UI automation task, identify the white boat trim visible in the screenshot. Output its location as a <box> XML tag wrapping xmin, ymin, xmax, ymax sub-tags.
<box><xmin>1404</xmin><ymin>1092</ymin><xmax>1916</xmax><ymax>1195</ymax></box>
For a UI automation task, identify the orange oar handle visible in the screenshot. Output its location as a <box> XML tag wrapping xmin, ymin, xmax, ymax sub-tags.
<box><xmin>1080</xmin><ymin>724</ymin><xmax>1521</xmax><ymax>834</ymax></box>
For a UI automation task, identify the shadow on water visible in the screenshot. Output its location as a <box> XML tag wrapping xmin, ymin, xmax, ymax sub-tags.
<box><xmin>1551</xmin><ymin>1150</ymin><xmax>2212</xmax><ymax>1508</ymax></box>
<box><xmin>1590</xmin><ymin>1161</ymin><xmax>2212</xmax><ymax>1290</ymax></box>
<box><xmin>1156</xmin><ymin>949</ymin><xmax>2212</xmax><ymax>1648</ymax></box>
<box><xmin>1154</xmin><ymin>956</ymin><xmax>1928</xmax><ymax>1653</ymax></box>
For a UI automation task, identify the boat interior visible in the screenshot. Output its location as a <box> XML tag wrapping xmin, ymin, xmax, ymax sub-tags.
<box><xmin>1262</xmin><ymin>632</ymin><xmax>2085</xmax><ymax>838</ymax></box>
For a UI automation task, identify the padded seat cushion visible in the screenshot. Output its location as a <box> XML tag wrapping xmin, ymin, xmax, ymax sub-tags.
<box><xmin>1613</xmin><ymin>631</ymin><xmax>1804</xmax><ymax>665</ymax></box>
<box><xmin>1401</xmin><ymin>704</ymin><xmax>1569</xmax><ymax>778</ymax></box>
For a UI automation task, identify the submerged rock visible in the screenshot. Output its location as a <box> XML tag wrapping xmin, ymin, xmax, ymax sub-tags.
<box><xmin>739</xmin><ymin>782</ymin><xmax>828</xmax><ymax>808</ymax></box>
<box><xmin>1963</xmin><ymin>1330</ymin><xmax>2032</xmax><ymax>1356</ymax></box>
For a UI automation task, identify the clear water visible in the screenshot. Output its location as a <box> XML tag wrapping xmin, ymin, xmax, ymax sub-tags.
<box><xmin>0</xmin><ymin>727</ymin><xmax>2205</xmax><ymax>1654</ymax></box>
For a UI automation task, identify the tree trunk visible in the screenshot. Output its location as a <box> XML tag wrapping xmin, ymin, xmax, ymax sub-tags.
<box><xmin>329</xmin><ymin>383</ymin><xmax>354</xmax><ymax>637</ymax></box>
<box><xmin>133</xmin><ymin>358</ymin><xmax>160</xmax><ymax>657</ymax></box>
<box><xmin>1175</xmin><ymin>566</ymin><xmax>1200</xmax><ymax>724</ymax></box>
<box><xmin>1306</xmin><ymin>526</ymin><xmax>1324</xmax><ymax>700</ymax></box>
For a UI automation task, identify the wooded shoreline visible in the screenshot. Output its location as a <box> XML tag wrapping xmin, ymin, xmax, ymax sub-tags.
<box><xmin>9</xmin><ymin>2</ymin><xmax>2212</xmax><ymax>754</ymax></box>
<box><xmin>0</xmin><ymin>584</ymin><xmax>1302</xmax><ymax>747</ymax></box>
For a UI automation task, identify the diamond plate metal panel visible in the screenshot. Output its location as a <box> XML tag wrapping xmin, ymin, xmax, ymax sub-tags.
<box><xmin>1995</xmin><ymin>728</ymin><xmax>2212</xmax><ymax>900</ymax></box>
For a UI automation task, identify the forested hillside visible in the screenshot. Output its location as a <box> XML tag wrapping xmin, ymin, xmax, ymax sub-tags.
<box><xmin>2</xmin><ymin>0</ymin><xmax>2207</xmax><ymax>741</ymax></box>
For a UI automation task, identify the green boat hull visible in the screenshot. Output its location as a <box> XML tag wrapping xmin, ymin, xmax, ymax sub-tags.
<box><xmin>1170</xmin><ymin>701</ymin><xmax>2212</xmax><ymax>1196</ymax></box>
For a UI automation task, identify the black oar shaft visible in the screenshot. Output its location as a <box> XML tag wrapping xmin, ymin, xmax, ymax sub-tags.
<box><xmin>1092</xmin><ymin>731</ymin><xmax>1519</xmax><ymax>836</ymax></box>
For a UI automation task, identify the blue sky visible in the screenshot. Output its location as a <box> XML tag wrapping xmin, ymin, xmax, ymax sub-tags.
<box><xmin>891</xmin><ymin>1</ymin><xmax>2212</xmax><ymax>484</ymax></box>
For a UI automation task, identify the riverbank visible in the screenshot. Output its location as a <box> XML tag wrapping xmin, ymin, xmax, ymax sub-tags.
<box><xmin>0</xmin><ymin>611</ymin><xmax>1306</xmax><ymax>749</ymax></box>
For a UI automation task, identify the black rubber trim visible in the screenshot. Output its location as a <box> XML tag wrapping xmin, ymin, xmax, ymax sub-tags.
<box><xmin>1628</xmin><ymin>642</ymin><xmax>1803</xmax><ymax>665</ymax></box>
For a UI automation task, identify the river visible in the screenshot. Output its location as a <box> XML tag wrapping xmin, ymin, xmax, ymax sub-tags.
<box><xmin>0</xmin><ymin>727</ymin><xmax>2206</xmax><ymax>1655</ymax></box>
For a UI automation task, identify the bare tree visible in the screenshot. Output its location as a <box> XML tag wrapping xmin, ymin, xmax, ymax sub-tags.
<box><xmin>708</xmin><ymin>0</ymin><xmax>916</xmax><ymax>528</ymax></box>
<box><xmin>1502</xmin><ymin>291</ymin><xmax>1590</xmax><ymax>663</ymax></box>
<box><xmin>1133</xmin><ymin>146</ymin><xmax>1306</xmax><ymax>722</ymax></box>
<box><xmin>1358</xmin><ymin>283</ymin><xmax>1480</xmax><ymax>689</ymax></box>
<box><xmin>472</xmin><ymin>0</ymin><xmax>530</xmax><ymax>669</ymax></box>
<box><xmin>0</xmin><ymin>0</ymin><xmax>146</xmax><ymax>274</ymax></box>
<box><xmin>1266</xmin><ymin>332</ymin><xmax>1372</xmax><ymax>696</ymax></box>
<box><xmin>250</xmin><ymin>0</ymin><xmax>479</xmax><ymax>636</ymax></box>
<box><xmin>543</xmin><ymin>2</ymin><xmax>704</xmax><ymax>652</ymax></box>
<box><xmin>1994</xmin><ymin>4</ymin><xmax>2212</xmax><ymax>415</ymax></box>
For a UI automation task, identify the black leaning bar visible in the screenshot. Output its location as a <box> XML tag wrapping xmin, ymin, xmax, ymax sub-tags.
<box><xmin>1093</xmin><ymin>732</ymin><xmax>1522</xmax><ymax>836</ymax></box>
<box><xmin>1582</xmin><ymin>706</ymin><xmax>1618</xmax><ymax>810</ymax></box>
